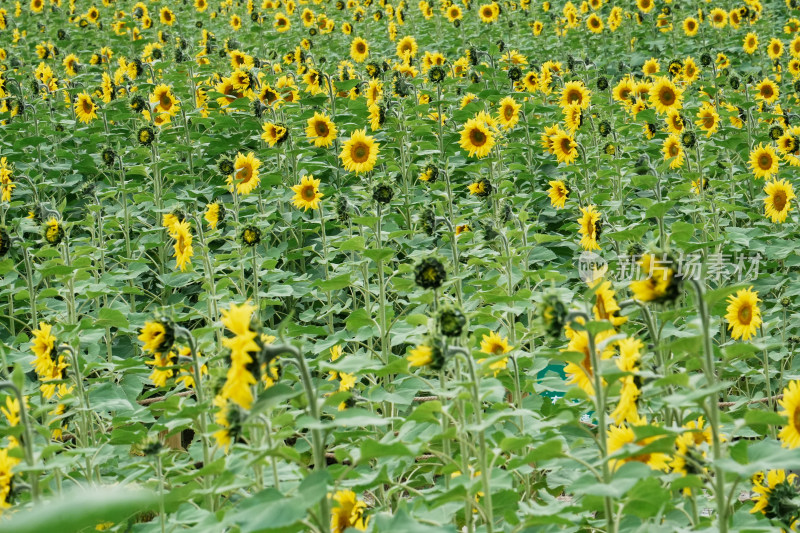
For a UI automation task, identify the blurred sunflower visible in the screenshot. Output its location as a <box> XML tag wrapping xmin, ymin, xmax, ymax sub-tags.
<box><xmin>778</xmin><ymin>380</ymin><xmax>800</xmax><ymax>448</ymax></box>
<box><xmin>350</xmin><ymin>37</ymin><xmax>369</xmax><ymax>63</ymax></box>
<box><xmin>497</xmin><ymin>96</ymin><xmax>521</xmax><ymax>129</ymax></box>
<box><xmin>306</xmin><ymin>112</ymin><xmax>337</xmax><ymax>148</ymax></box>
<box><xmin>694</xmin><ymin>102</ymin><xmax>719</xmax><ymax>137</ymax></box>
<box><xmin>662</xmin><ymin>134</ymin><xmax>685</xmax><ymax>169</ymax></box>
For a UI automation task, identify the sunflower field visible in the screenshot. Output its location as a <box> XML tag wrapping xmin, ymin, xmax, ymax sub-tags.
<box><xmin>3</xmin><ymin>0</ymin><xmax>800</xmax><ymax>530</ymax></box>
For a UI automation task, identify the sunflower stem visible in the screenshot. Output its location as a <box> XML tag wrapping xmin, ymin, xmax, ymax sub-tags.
<box><xmin>686</xmin><ymin>279</ymin><xmax>728</xmax><ymax>533</ymax></box>
<box><xmin>0</xmin><ymin>381</ymin><xmax>39</xmax><ymax>502</ymax></box>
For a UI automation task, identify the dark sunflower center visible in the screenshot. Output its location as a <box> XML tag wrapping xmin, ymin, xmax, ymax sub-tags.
<box><xmin>759</xmin><ymin>154</ymin><xmax>772</xmax><ymax>169</ymax></box>
<box><xmin>504</xmin><ymin>106</ymin><xmax>513</xmax><ymax>119</ymax></box>
<box><xmin>762</xmin><ymin>86</ymin><xmax>773</xmax><ymax>98</ymax></box>
<box><xmin>315</xmin><ymin>121</ymin><xmax>329</xmax><ymax>136</ymax></box>
<box><xmin>302</xmin><ymin>185</ymin><xmax>316</xmax><ymax>200</ymax></box>
<box><xmin>738</xmin><ymin>304</ymin><xmax>752</xmax><ymax>324</ymax></box>
<box><xmin>660</xmin><ymin>88</ymin><xmax>674</xmax><ymax>104</ymax></box>
<box><xmin>470</xmin><ymin>128</ymin><xmax>487</xmax><ymax>146</ymax></box>
<box><xmin>351</xmin><ymin>142</ymin><xmax>369</xmax><ymax>162</ymax></box>
<box><xmin>773</xmin><ymin>190</ymin><xmax>787</xmax><ymax>211</ymax></box>
<box><xmin>160</xmin><ymin>94</ymin><xmax>172</xmax><ymax>108</ymax></box>
<box><xmin>567</xmin><ymin>90</ymin><xmax>581</xmax><ymax>103</ymax></box>
<box><xmin>703</xmin><ymin>115</ymin><xmax>714</xmax><ymax>128</ymax></box>
<box><xmin>82</xmin><ymin>99</ymin><xmax>93</xmax><ymax>113</ymax></box>
<box><xmin>669</xmin><ymin>144</ymin><xmax>679</xmax><ymax>156</ymax></box>
<box><xmin>239</xmin><ymin>164</ymin><xmax>253</xmax><ymax>182</ymax></box>
<box><xmin>356</xmin><ymin>43</ymin><xmax>366</xmax><ymax>53</ymax></box>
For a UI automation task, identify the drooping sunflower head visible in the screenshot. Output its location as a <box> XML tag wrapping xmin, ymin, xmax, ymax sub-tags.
<box><xmin>43</xmin><ymin>217</ymin><xmax>65</xmax><ymax>246</ymax></box>
<box><xmin>240</xmin><ymin>225</ymin><xmax>262</xmax><ymax>247</ymax></box>
<box><xmin>414</xmin><ymin>256</ymin><xmax>446</xmax><ymax>289</ymax></box>
<box><xmin>547</xmin><ymin>180</ymin><xmax>570</xmax><ymax>209</ymax></box>
<box><xmin>138</xmin><ymin>318</ymin><xmax>175</xmax><ymax>354</ymax></box>
<box><xmin>137</xmin><ymin>126</ymin><xmax>155</xmax><ymax>146</ymax></box>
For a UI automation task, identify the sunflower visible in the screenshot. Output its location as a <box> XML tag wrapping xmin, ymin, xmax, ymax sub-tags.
<box><xmin>445</xmin><ymin>4</ymin><xmax>462</xmax><ymax>22</ymax></box>
<box><xmin>755</xmin><ymin>78</ymin><xmax>779</xmax><ymax>104</ymax></box>
<box><xmin>151</xmin><ymin>84</ymin><xmax>178</xmax><ymax>116</ymax></box>
<box><xmin>749</xmin><ymin>143</ymin><xmax>779</xmax><ymax>179</ymax></box>
<box><xmin>274</xmin><ymin>12</ymin><xmax>291</xmax><ymax>32</ymax></box>
<box><xmin>261</xmin><ymin>122</ymin><xmax>289</xmax><ymax>147</ymax></box>
<box><xmin>170</xmin><ymin>220</ymin><xmax>193</xmax><ymax>272</ymax></box>
<box><xmin>330</xmin><ymin>490</ymin><xmax>369</xmax><ymax>532</ymax></box>
<box><xmin>694</xmin><ymin>102</ymin><xmax>719</xmax><ymax>137</ymax></box>
<box><xmin>586</xmin><ymin>13</ymin><xmax>603</xmax><ymax>33</ymax></box>
<box><xmin>662</xmin><ymin>134</ymin><xmax>685</xmax><ymax>169</ymax></box>
<box><xmin>665</xmin><ymin>109</ymin><xmax>684</xmax><ymax>134</ymax></box>
<box><xmin>204</xmin><ymin>202</ymin><xmax>225</xmax><ymax>229</ymax></box>
<box><xmin>137</xmin><ymin>320</ymin><xmax>172</xmax><ymax>354</ymax></box>
<box><xmin>547</xmin><ymin>180</ymin><xmax>569</xmax><ymax>209</ymax></box>
<box><xmin>396</xmin><ymin>36</ymin><xmax>418</xmax><ymax>59</ymax></box>
<box><xmin>744</xmin><ymin>32</ymin><xmax>759</xmax><ymax>54</ymax></box>
<box><xmin>159</xmin><ymin>7</ymin><xmax>174</xmax><ymax>25</ymax></box>
<box><xmin>290</xmin><ymin>174</ymin><xmax>324</xmax><ymax>211</ymax></box>
<box><xmin>562</xmin><ymin>326</ymin><xmax>616</xmax><ymax>396</ymax></box>
<box><xmin>591</xmin><ymin>280</ymin><xmax>627</xmax><ymax>326</ymax></box>
<box><xmin>560</xmin><ymin>81</ymin><xmax>591</xmax><ymax>110</ymax></box>
<box><xmin>725</xmin><ymin>287</ymin><xmax>762</xmax><ymax>341</ymax></box>
<box><xmin>769</xmin><ymin>38</ymin><xmax>784</xmax><ymax>60</ymax></box>
<box><xmin>407</xmin><ymin>344</ymin><xmax>433</xmax><ymax>367</ymax></box>
<box><xmin>778</xmin><ymin>380</ymin><xmax>800</xmax><ymax>449</ymax></box>
<box><xmin>612</xmin><ymin>77</ymin><xmax>635</xmax><ymax>104</ymax></box>
<box><xmin>607</xmin><ymin>419</ymin><xmax>670</xmax><ymax>472</ymax></box>
<box><xmin>792</xmin><ymin>35</ymin><xmax>800</xmax><ymax>58</ymax></box>
<box><xmin>563</xmin><ymin>104</ymin><xmax>582</xmax><ymax>134</ymax></box>
<box><xmin>146</xmin><ymin>351</ymin><xmax>175</xmax><ymax>387</ymax></box>
<box><xmin>683</xmin><ymin>17</ymin><xmax>698</xmax><ymax>36</ymax></box>
<box><xmin>459</xmin><ymin>117</ymin><xmax>495</xmax><ymax>158</ymax></box>
<box><xmin>497</xmin><ymin>96</ymin><xmax>521</xmax><ymax>129</ymax></box>
<box><xmin>231</xmin><ymin>152</ymin><xmax>261</xmax><ymax>196</ymax></box>
<box><xmin>305</xmin><ymin>112</ymin><xmax>337</xmax><ymax>148</ymax></box>
<box><xmin>630</xmin><ymin>254</ymin><xmax>679</xmax><ymax>303</ymax></box>
<box><xmin>578</xmin><ymin>205</ymin><xmax>602</xmax><ymax>251</ymax></box>
<box><xmin>368</xmin><ymin>104</ymin><xmax>386</xmax><ymax>131</ymax></box>
<box><xmin>480</xmin><ymin>331</ymin><xmax>512</xmax><ymax>356</ymax></box>
<box><xmin>30</xmin><ymin>322</ymin><xmax>57</xmax><ymax>376</ymax></box>
<box><xmin>552</xmin><ymin>131</ymin><xmax>579</xmax><ymax>165</ymax></box>
<box><xmin>350</xmin><ymin>37</ymin><xmax>369</xmax><ymax>63</ymax></box>
<box><xmin>681</xmin><ymin>57</ymin><xmax>699</xmax><ymax>83</ymax></box>
<box><xmin>44</xmin><ymin>217</ymin><xmax>64</xmax><ymax>245</ymax></box>
<box><xmin>763</xmin><ymin>179</ymin><xmax>795</xmax><ymax>223</ymax></box>
<box><xmin>636</xmin><ymin>0</ymin><xmax>653</xmax><ymax>13</ymax></box>
<box><xmin>643</xmin><ymin>58</ymin><xmax>660</xmax><ymax>76</ymax></box>
<box><xmin>74</xmin><ymin>92</ymin><xmax>98</xmax><ymax>123</ymax></box>
<box><xmin>750</xmin><ymin>469</ymin><xmax>800</xmax><ymax>526</ymax></box>
<box><xmin>649</xmin><ymin>77</ymin><xmax>683</xmax><ymax>114</ymax></box>
<box><xmin>478</xmin><ymin>2</ymin><xmax>499</xmax><ymax>23</ymax></box>
<box><xmin>709</xmin><ymin>7</ymin><xmax>727</xmax><ymax>28</ymax></box>
<box><xmin>340</xmin><ymin>129</ymin><xmax>379</xmax><ymax>173</ymax></box>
